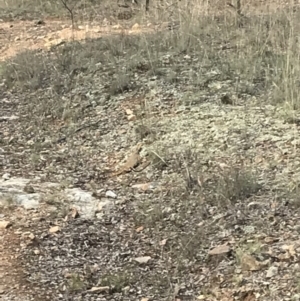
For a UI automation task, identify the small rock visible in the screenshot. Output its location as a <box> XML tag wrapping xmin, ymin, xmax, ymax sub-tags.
<box><xmin>125</xmin><ymin>108</ymin><xmax>134</xmax><ymax>115</ymax></box>
<box><xmin>14</xmin><ymin>36</ymin><xmax>20</xmax><ymax>41</ymax></box>
<box><xmin>208</xmin><ymin>244</ymin><xmax>230</xmax><ymax>255</ymax></box>
<box><xmin>112</xmin><ymin>24</ymin><xmax>122</xmax><ymax>29</ymax></box>
<box><xmin>266</xmin><ymin>266</ymin><xmax>278</xmax><ymax>278</ymax></box>
<box><xmin>96</xmin><ymin>212</ymin><xmax>104</xmax><ymax>219</ymax></box>
<box><xmin>135</xmin><ymin>226</ymin><xmax>144</xmax><ymax>232</ymax></box>
<box><xmin>34</xmin><ymin>249</ymin><xmax>40</xmax><ymax>255</ymax></box>
<box><xmin>132</xmin><ymin>183</ymin><xmax>154</xmax><ymax>191</ymax></box>
<box><xmin>0</xmin><ymin>220</ymin><xmax>12</xmax><ymax>229</ymax></box>
<box><xmin>132</xmin><ymin>23</ymin><xmax>140</xmax><ymax>30</ymax></box>
<box><xmin>105</xmin><ymin>190</ymin><xmax>117</xmax><ymax>199</ymax></box>
<box><xmin>159</xmin><ymin>239</ymin><xmax>167</xmax><ymax>246</ymax></box>
<box><xmin>133</xmin><ymin>256</ymin><xmax>152</xmax><ymax>264</ymax></box>
<box><xmin>2</xmin><ymin>173</ymin><xmax>10</xmax><ymax>180</ymax></box>
<box><xmin>127</xmin><ymin>114</ymin><xmax>136</xmax><ymax>121</ymax></box>
<box><xmin>49</xmin><ymin>226</ymin><xmax>61</xmax><ymax>233</ymax></box>
<box><xmin>15</xmin><ymin>194</ymin><xmax>39</xmax><ymax>209</ymax></box>
<box><xmin>88</xmin><ymin>286</ymin><xmax>110</xmax><ymax>293</ymax></box>
<box><xmin>292</xmin><ymin>293</ymin><xmax>300</xmax><ymax>301</ymax></box>
<box><xmin>28</xmin><ymin>233</ymin><xmax>35</xmax><ymax>240</ymax></box>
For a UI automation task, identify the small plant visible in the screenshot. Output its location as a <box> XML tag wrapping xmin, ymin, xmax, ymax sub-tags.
<box><xmin>215</xmin><ymin>168</ymin><xmax>262</xmax><ymax>204</ymax></box>
<box><xmin>66</xmin><ymin>273</ymin><xmax>85</xmax><ymax>292</ymax></box>
<box><xmin>99</xmin><ymin>272</ymin><xmax>132</xmax><ymax>293</ymax></box>
<box><xmin>109</xmin><ymin>74</ymin><xmax>133</xmax><ymax>95</ymax></box>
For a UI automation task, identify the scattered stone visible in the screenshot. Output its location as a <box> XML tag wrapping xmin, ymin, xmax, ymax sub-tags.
<box><xmin>131</xmin><ymin>182</ymin><xmax>154</xmax><ymax>191</ymax></box>
<box><xmin>135</xmin><ymin>226</ymin><xmax>144</xmax><ymax>232</ymax></box>
<box><xmin>15</xmin><ymin>194</ymin><xmax>40</xmax><ymax>209</ymax></box>
<box><xmin>133</xmin><ymin>256</ymin><xmax>152</xmax><ymax>264</ymax></box>
<box><xmin>292</xmin><ymin>294</ymin><xmax>300</xmax><ymax>301</ymax></box>
<box><xmin>65</xmin><ymin>188</ymin><xmax>99</xmax><ymax>219</ymax></box>
<box><xmin>208</xmin><ymin>244</ymin><xmax>230</xmax><ymax>255</ymax></box>
<box><xmin>28</xmin><ymin>233</ymin><xmax>35</xmax><ymax>240</ymax></box>
<box><xmin>0</xmin><ymin>115</ymin><xmax>19</xmax><ymax>121</ymax></box>
<box><xmin>0</xmin><ymin>220</ymin><xmax>12</xmax><ymax>229</ymax></box>
<box><xmin>105</xmin><ymin>190</ymin><xmax>117</xmax><ymax>199</ymax></box>
<box><xmin>34</xmin><ymin>249</ymin><xmax>40</xmax><ymax>255</ymax></box>
<box><xmin>97</xmin><ymin>199</ymin><xmax>112</xmax><ymax>212</ymax></box>
<box><xmin>49</xmin><ymin>226</ymin><xmax>61</xmax><ymax>234</ymax></box>
<box><xmin>2</xmin><ymin>173</ymin><xmax>10</xmax><ymax>180</ymax></box>
<box><xmin>127</xmin><ymin>114</ymin><xmax>136</xmax><ymax>121</ymax></box>
<box><xmin>87</xmin><ymin>286</ymin><xmax>110</xmax><ymax>293</ymax></box>
<box><xmin>132</xmin><ymin>23</ymin><xmax>140</xmax><ymax>30</ymax></box>
<box><xmin>112</xmin><ymin>24</ymin><xmax>122</xmax><ymax>29</ymax></box>
<box><xmin>266</xmin><ymin>266</ymin><xmax>278</xmax><ymax>278</ymax></box>
<box><xmin>159</xmin><ymin>239</ymin><xmax>167</xmax><ymax>246</ymax></box>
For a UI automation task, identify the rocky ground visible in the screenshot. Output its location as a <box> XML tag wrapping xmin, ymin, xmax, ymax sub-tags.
<box><xmin>2</xmin><ymin>0</ymin><xmax>300</xmax><ymax>300</ymax></box>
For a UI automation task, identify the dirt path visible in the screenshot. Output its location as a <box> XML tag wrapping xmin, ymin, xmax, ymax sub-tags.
<box><xmin>0</xmin><ymin>18</ymin><xmax>155</xmax><ymax>61</ymax></box>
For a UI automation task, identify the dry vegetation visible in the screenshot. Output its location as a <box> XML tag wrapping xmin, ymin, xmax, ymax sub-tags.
<box><xmin>1</xmin><ymin>0</ymin><xmax>300</xmax><ymax>300</ymax></box>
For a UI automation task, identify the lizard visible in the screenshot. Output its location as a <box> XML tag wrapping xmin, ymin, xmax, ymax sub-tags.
<box><xmin>110</xmin><ymin>142</ymin><xmax>150</xmax><ymax>177</ymax></box>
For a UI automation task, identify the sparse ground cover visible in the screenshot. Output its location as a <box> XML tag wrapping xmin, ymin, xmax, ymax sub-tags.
<box><xmin>2</xmin><ymin>0</ymin><xmax>300</xmax><ymax>300</ymax></box>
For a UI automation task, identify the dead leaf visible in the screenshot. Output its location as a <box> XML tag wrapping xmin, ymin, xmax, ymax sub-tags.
<box><xmin>136</xmin><ymin>226</ymin><xmax>144</xmax><ymax>233</ymax></box>
<box><xmin>134</xmin><ymin>256</ymin><xmax>151</xmax><ymax>264</ymax></box>
<box><xmin>208</xmin><ymin>244</ymin><xmax>230</xmax><ymax>255</ymax></box>
<box><xmin>0</xmin><ymin>220</ymin><xmax>12</xmax><ymax>229</ymax></box>
<box><xmin>49</xmin><ymin>226</ymin><xmax>61</xmax><ymax>233</ymax></box>
<box><xmin>241</xmin><ymin>254</ymin><xmax>261</xmax><ymax>271</ymax></box>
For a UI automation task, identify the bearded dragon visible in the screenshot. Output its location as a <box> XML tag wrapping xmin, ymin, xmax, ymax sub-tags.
<box><xmin>110</xmin><ymin>143</ymin><xmax>150</xmax><ymax>177</ymax></box>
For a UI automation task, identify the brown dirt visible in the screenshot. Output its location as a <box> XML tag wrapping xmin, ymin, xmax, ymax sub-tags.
<box><xmin>0</xmin><ymin>19</ymin><xmax>155</xmax><ymax>61</ymax></box>
<box><xmin>0</xmin><ymin>208</ymin><xmax>45</xmax><ymax>300</ymax></box>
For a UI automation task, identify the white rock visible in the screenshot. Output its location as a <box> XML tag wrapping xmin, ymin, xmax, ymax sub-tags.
<box><xmin>105</xmin><ymin>190</ymin><xmax>117</xmax><ymax>199</ymax></box>
<box><xmin>266</xmin><ymin>266</ymin><xmax>278</xmax><ymax>278</ymax></box>
<box><xmin>2</xmin><ymin>173</ymin><xmax>10</xmax><ymax>180</ymax></box>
